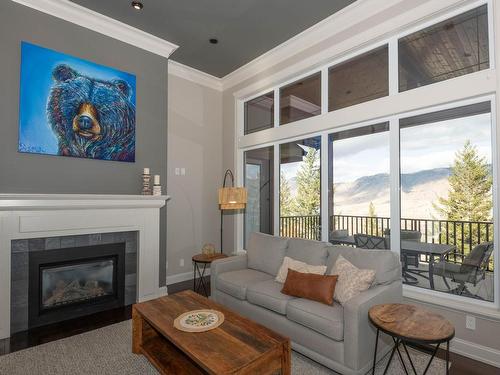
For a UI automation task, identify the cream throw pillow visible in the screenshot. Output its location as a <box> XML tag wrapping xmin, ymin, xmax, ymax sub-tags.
<box><xmin>330</xmin><ymin>255</ymin><xmax>375</xmax><ymax>305</ymax></box>
<box><xmin>275</xmin><ymin>256</ymin><xmax>327</xmax><ymax>283</ymax></box>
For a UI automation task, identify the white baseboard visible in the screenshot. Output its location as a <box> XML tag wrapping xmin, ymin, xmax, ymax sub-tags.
<box><xmin>157</xmin><ymin>286</ymin><xmax>169</xmax><ymax>297</ymax></box>
<box><xmin>451</xmin><ymin>337</ymin><xmax>500</xmax><ymax>368</ymax></box>
<box><xmin>166</xmin><ymin>270</ymin><xmax>210</xmax><ymax>286</ymax></box>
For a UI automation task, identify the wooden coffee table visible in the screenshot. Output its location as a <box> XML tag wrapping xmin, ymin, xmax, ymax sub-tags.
<box><xmin>132</xmin><ymin>290</ymin><xmax>291</xmax><ymax>374</ymax></box>
<box><xmin>369</xmin><ymin>304</ymin><xmax>455</xmax><ymax>375</ymax></box>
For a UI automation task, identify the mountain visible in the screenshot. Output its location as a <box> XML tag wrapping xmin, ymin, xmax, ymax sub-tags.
<box><xmin>401</xmin><ymin>168</ymin><xmax>451</xmax><ymax>193</ymax></box>
<box><xmin>282</xmin><ymin>167</ymin><xmax>455</xmax><ymax>219</ymax></box>
<box><xmin>333</xmin><ymin>167</ymin><xmax>452</xmax><ymax>218</ymax></box>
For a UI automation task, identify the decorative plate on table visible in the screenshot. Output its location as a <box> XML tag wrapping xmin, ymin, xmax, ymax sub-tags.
<box><xmin>173</xmin><ymin>309</ymin><xmax>225</xmax><ymax>332</ymax></box>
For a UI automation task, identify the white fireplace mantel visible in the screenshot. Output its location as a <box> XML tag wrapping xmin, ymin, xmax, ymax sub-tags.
<box><xmin>0</xmin><ymin>194</ymin><xmax>170</xmax><ymax>339</ymax></box>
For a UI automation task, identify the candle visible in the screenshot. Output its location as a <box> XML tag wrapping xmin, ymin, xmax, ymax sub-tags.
<box><xmin>154</xmin><ymin>175</ymin><xmax>160</xmax><ymax>185</ymax></box>
<box><xmin>143</xmin><ymin>167</ymin><xmax>150</xmax><ymax>175</ymax></box>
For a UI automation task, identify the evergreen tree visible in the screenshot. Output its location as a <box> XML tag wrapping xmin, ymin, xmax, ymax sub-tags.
<box><xmin>368</xmin><ymin>202</ymin><xmax>377</xmax><ymax>217</ymax></box>
<box><xmin>434</xmin><ymin>140</ymin><xmax>492</xmax><ymax>253</ymax></box>
<box><xmin>295</xmin><ymin>147</ymin><xmax>321</xmax><ymax>216</ymax></box>
<box><xmin>279</xmin><ymin>171</ymin><xmax>295</xmax><ymax>216</ymax></box>
<box><xmin>366</xmin><ymin>201</ymin><xmax>378</xmax><ymax>235</ymax></box>
<box><xmin>434</xmin><ymin>140</ymin><xmax>492</xmax><ymax>222</ymax></box>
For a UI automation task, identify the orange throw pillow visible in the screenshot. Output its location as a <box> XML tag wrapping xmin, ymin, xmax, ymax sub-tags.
<box><xmin>281</xmin><ymin>268</ymin><xmax>338</xmax><ymax>305</ymax></box>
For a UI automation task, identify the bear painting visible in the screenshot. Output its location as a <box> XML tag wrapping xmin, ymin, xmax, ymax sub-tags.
<box><xmin>19</xmin><ymin>42</ymin><xmax>136</xmax><ymax>162</ymax></box>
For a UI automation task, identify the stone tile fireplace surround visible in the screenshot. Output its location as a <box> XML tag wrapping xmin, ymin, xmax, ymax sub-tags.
<box><xmin>11</xmin><ymin>231</ymin><xmax>137</xmax><ymax>334</ymax></box>
<box><xmin>0</xmin><ymin>194</ymin><xmax>169</xmax><ymax>339</ymax></box>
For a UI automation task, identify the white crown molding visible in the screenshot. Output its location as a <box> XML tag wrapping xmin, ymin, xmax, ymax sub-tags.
<box><xmin>168</xmin><ymin>60</ymin><xmax>223</xmax><ymax>92</ymax></box>
<box><xmin>11</xmin><ymin>0</ymin><xmax>179</xmax><ymax>59</ymax></box>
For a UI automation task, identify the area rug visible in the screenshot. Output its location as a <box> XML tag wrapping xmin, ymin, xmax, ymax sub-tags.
<box><xmin>0</xmin><ymin>320</ymin><xmax>447</xmax><ymax>374</ymax></box>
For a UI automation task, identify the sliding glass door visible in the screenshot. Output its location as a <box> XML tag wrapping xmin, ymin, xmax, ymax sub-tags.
<box><xmin>244</xmin><ymin>146</ymin><xmax>274</xmax><ymax>247</ymax></box>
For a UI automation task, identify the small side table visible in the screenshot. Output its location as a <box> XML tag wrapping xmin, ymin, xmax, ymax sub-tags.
<box><xmin>369</xmin><ymin>303</ymin><xmax>454</xmax><ymax>375</ymax></box>
<box><xmin>192</xmin><ymin>253</ymin><xmax>228</xmax><ymax>296</ymax></box>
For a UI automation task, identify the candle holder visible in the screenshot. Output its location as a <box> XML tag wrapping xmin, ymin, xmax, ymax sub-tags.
<box><xmin>142</xmin><ymin>168</ymin><xmax>152</xmax><ymax>195</ymax></box>
<box><xmin>152</xmin><ymin>185</ymin><xmax>162</xmax><ymax>196</ymax></box>
<box><xmin>152</xmin><ymin>174</ymin><xmax>162</xmax><ymax>196</ymax></box>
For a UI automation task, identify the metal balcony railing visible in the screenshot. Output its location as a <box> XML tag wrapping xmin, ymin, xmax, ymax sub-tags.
<box><xmin>279</xmin><ymin>214</ymin><xmax>494</xmax><ymax>270</ymax></box>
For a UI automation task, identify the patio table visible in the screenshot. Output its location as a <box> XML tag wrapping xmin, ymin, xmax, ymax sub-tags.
<box><xmin>330</xmin><ymin>236</ymin><xmax>455</xmax><ymax>289</ymax></box>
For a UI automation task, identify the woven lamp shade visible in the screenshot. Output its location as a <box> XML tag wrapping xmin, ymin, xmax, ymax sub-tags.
<box><xmin>218</xmin><ymin>187</ymin><xmax>247</xmax><ymax>210</ymax></box>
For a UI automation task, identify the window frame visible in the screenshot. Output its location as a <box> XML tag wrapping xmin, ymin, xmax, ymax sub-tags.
<box><xmin>234</xmin><ymin>0</ymin><xmax>498</xmax><ymax>313</ymax></box>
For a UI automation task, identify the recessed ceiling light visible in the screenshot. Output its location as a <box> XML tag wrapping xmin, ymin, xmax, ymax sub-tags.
<box><xmin>209</xmin><ymin>38</ymin><xmax>219</xmax><ymax>45</ymax></box>
<box><xmin>131</xmin><ymin>1</ymin><xmax>144</xmax><ymax>10</ymax></box>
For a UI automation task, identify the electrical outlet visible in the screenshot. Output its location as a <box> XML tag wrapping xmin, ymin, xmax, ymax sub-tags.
<box><xmin>466</xmin><ymin>315</ymin><xmax>476</xmax><ymax>330</ymax></box>
<box><xmin>180</xmin><ymin>258</ymin><xmax>184</xmax><ymax>267</ymax></box>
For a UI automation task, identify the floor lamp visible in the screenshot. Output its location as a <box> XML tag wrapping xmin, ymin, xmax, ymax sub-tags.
<box><xmin>219</xmin><ymin>169</ymin><xmax>247</xmax><ymax>254</ymax></box>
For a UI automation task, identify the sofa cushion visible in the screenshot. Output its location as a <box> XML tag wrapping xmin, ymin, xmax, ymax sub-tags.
<box><xmin>216</xmin><ymin>269</ymin><xmax>273</xmax><ymax>300</ymax></box>
<box><xmin>326</xmin><ymin>245</ymin><xmax>400</xmax><ymax>285</ymax></box>
<box><xmin>286</xmin><ymin>298</ymin><xmax>344</xmax><ymax>341</ymax></box>
<box><xmin>247</xmin><ymin>232</ymin><xmax>288</xmax><ymax>276</ymax></box>
<box><xmin>247</xmin><ymin>279</ymin><xmax>295</xmax><ymax>314</ymax></box>
<box><xmin>286</xmin><ymin>238</ymin><xmax>329</xmax><ymax>265</ymax></box>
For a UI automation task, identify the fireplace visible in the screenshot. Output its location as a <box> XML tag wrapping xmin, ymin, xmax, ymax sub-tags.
<box><xmin>28</xmin><ymin>243</ymin><xmax>125</xmax><ymax>329</ymax></box>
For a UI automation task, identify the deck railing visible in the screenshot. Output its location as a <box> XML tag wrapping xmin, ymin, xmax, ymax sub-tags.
<box><xmin>279</xmin><ymin>214</ymin><xmax>494</xmax><ymax>270</ymax></box>
<box><xmin>280</xmin><ymin>215</ymin><xmax>321</xmax><ymax>240</ymax></box>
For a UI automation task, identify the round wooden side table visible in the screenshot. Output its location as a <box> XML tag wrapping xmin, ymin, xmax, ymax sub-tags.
<box><xmin>369</xmin><ymin>303</ymin><xmax>455</xmax><ymax>375</ymax></box>
<box><xmin>192</xmin><ymin>253</ymin><xmax>228</xmax><ymax>296</ymax></box>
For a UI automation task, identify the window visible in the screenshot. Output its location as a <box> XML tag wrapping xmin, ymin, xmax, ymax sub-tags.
<box><xmin>280</xmin><ymin>136</ymin><xmax>321</xmax><ymax>239</ymax></box>
<box><xmin>244</xmin><ymin>147</ymin><xmax>274</xmax><ymax>246</ymax></box>
<box><xmin>238</xmin><ymin>3</ymin><xmax>496</xmax><ymax>308</ymax></box>
<box><xmin>399</xmin><ymin>102</ymin><xmax>494</xmax><ymax>301</ymax></box>
<box><xmin>244</xmin><ymin>92</ymin><xmax>274</xmax><ymax>134</ymax></box>
<box><xmin>280</xmin><ymin>73</ymin><xmax>321</xmax><ymax>125</ymax></box>
<box><xmin>328</xmin><ymin>123</ymin><xmax>390</xmax><ymax>244</ymax></box>
<box><xmin>329</xmin><ymin>46</ymin><xmax>388</xmax><ymax>111</ymax></box>
<box><xmin>399</xmin><ymin>5</ymin><xmax>489</xmax><ymax>92</ymax></box>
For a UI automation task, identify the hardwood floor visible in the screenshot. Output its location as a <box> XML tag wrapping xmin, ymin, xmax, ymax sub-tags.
<box><xmin>0</xmin><ymin>276</ymin><xmax>497</xmax><ymax>375</ymax></box>
<box><xmin>0</xmin><ymin>305</ymin><xmax>132</xmax><ymax>356</ymax></box>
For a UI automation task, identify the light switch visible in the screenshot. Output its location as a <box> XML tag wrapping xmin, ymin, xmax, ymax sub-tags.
<box><xmin>175</xmin><ymin>167</ymin><xmax>180</xmax><ymax>175</ymax></box>
<box><xmin>181</xmin><ymin>168</ymin><xmax>186</xmax><ymax>175</ymax></box>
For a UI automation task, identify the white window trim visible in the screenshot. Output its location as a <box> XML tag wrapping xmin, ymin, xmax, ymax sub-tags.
<box><xmin>236</xmin><ymin>0</ymin><xmax>499</xmax><ymax>316</ymax></box>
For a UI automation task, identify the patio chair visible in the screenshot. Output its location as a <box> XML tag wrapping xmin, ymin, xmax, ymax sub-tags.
<box><xmin>384</xmin><ymin>229</ymin><xmax>422</xmax><ymax>284</ymax></box>
<box><xmin>354</xmin><ymin>234</ymin><xmax>389</xmax><ymax>249</ymax></box>
<box><xmin>433</xmin><ymin>242</ymin><xmax>494</xmax><ymax>299</ymax></box>
<box><xmin>384</xmin><ymin>229</ymin><xmax>422</xmax><ymax>242</ymax></box>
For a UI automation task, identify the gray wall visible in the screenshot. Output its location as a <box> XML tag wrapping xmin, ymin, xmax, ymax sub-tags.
<box><xmin>167</xmin><ymin>74</ymin><xmax>222</xmax><ymax>277</ymax></box>
<box><xmin>0</xmin><ymin>2</ymin><xmax>168</xmax><ymax>286</ymax></box>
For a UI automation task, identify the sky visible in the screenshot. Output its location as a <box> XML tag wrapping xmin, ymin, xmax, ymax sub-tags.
<box><xmin>400</xmin><ymin>113</ymin><xmax>492</xmax><ymax>175</ymax></box>
<box><xmin>18</xmin><ymin>41</ymin><xmax>136</xmax><ymax>155</ymax></box>
<box><xmin>281</xmin><ymin>112</ymin><xmax>492</xmax><ymax>185</ymax></box>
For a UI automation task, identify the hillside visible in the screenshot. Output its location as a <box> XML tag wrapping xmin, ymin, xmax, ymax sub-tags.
<box><xmin>333</xmin><ymin>167</ymin><xmax>452</xmax><ymax>218</ymax></box>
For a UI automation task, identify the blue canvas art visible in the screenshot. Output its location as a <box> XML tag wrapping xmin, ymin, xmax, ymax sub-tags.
<box><xmin>19</xmin><ymin>42</ymin><xmax>136</xmax><ymax>162</ymax></box>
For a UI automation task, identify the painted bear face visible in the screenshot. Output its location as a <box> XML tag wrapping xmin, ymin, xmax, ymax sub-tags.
<box><xmin>47</xmin><ymin>64</ymin><xmax>135</xmax><ymax>161</ymax></box>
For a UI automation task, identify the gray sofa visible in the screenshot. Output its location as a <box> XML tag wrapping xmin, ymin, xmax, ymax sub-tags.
<box><xmin>210</xmin><ymin>232</ymin><xmax>402</xmax><ymax>375</ymax></box>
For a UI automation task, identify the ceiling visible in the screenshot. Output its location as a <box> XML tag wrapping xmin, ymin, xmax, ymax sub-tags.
<box><xmin>70</xmin><ymin>0</ymin><xmax>357</xmax><ymax>78</ymax></box>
